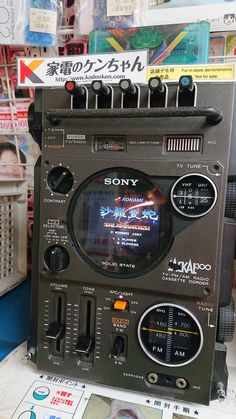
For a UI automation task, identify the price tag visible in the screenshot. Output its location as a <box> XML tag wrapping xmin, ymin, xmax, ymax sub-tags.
<box><xmin>106</xmin><ymin>0</ymin><xmax>136</xmax><ymax>16</ymax></box>
<box><xmin>30</xmin><ymin>8</ymin><xmax>57</xmax><ymax>34</ymax></box>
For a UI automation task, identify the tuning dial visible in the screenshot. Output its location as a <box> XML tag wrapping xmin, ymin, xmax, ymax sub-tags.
<box><xmin>47</xmin><ymin>166</ymin><xmax>73</xmax><ymax>194</ymax></box>
<box><xmin>44</xmin><ymin>245</ymin><xmax>69</xmax><ymax>275</ymax></box>
<box><xmin>217</xmin><ymin>298</ymin><xmax>235</xmax><ymax>343</ymax></box>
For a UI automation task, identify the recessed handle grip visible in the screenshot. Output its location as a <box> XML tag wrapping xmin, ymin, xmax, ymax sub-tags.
<box><xmin>45</xmin><ymin>106</ymin><xmax>222</xmax><ymax>126</ymax></box>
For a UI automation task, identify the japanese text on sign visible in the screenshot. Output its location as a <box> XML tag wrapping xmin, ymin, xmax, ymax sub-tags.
<box><xmin>146</xmin><ymin>64</ymin><xmax>235</xmax><ymax>82</ymax></box>
<box><xmin>18</xmin><ymin>51</ymin><xmax>148</xmax><ymax>87</ymax></box>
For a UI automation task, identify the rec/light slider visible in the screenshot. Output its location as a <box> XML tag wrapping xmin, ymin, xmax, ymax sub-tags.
<box><xmin>65</xmin><ymin>80</ymin><xmax>86</xmax><ymax>96</ymax></box>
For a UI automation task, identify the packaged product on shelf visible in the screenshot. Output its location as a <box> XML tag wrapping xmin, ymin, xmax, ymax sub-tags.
<box><xmin>226</xmin><ymin>32</ymin><xmax>236</xmax><ymax>56</ymax></box>
<box><xmin>209</xmin><ymin>34</ymin><xmax>226</xmax><ymax>63</ymax></box>
<box><xmin>76</xmin><ymin>0</ymin><xmax>142</xmax><ymax>35</ymax></box>
<box><xmin>139</xmin><ymin>0</ymin><xmax>236</xmax><ymax>32</ymax></box>
<box><xmin>76</xmin><ymin>0</ymin><xmax>236</xmax><ymax>35</ymax></box>
<box><xmin>89</xmin><ymin>21</ymin><xmax>210</xmax><ymax>65</ymax></box>
<box><xmin>0</xmin><ymin>0</ymin><xmax>62</xmax><ymax>46</ymax></box>
<box><xmin>210</xmin><ymin>31</ymin><xmax>236</xmax><ymax>62</ymax></box>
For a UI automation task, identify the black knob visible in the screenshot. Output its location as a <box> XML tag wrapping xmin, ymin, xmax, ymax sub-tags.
<box><xmin>119</xmin><ymin>79</ymin><xmax>137</xmax><ymax>95</ymax></box>
<box><xmin>217</xmin><ymin>298</ymin><xmax>235</xmax><ymax>342</ymax></box>
<box><xmin>91</xmin><ymin>80</ymin><xmax>110</xmax><ymax>96</ymax></box>
<box><xmin>44</xmin><ymin>245</ymin><xmax>69</xmax><ymax>275</ymax></box>
<box><xmin>47</xmin><ymin>166</ymin><xmax>73</xmax><ymax>194</ymax></box>
<box><xmin>225</xmin><ymin>181</ymin><xmax>236</xmax><ymax>219</ymax></box>
<box><xmin>148</xmin><ymin>77</ymin><xmax>165</xmax><ymax>94</ymax></box>
<box><xmin>65</xmin><ymin>81</ymin><xmax>85</xmax><ymax>96</ymax></box>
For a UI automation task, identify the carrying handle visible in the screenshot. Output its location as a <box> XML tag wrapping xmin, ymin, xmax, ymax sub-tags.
<box><xmin>45</xmin><ymin>106</ymin><xmax>222</xmax><ymax>126</ymax></box>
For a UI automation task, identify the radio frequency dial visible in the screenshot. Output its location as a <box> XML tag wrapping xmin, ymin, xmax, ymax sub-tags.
<box><xmin>171</xmin><ymin>173</ymin><xmax>217</xmax><ymax>218</ymax></box>
<box><xmin>138</xmin><ymin>303</ymin><xmax>203</xmax><ymax>367</ymax></box>
<box><xmin>47</xmin><ymin>166</ymin><xmax>73</xmax><ymax>194</ymax></box>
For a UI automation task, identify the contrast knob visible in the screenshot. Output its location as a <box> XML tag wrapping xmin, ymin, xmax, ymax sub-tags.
<box><xmin>47</xmin><ymin>166</ymin><xmax>73</xmax><ymax>194</ymax></box>
<box><xmin>217</xmin><ymin>298</ymin><xmax>235</xmax><ymax>343</ymax></box>
<box><xmin>44</xmin><ymin>245</ymin><xmax>69</xmax><ymax>275</ymax></box>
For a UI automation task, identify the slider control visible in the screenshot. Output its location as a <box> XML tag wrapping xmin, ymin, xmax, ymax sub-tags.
<box><xmin>91</xmin><ymin>80</ymin><xmax>112</xmax><ymax>108</ymax></box>
<box><xmin>45</xmin><ymin>322</ymin><xmax>64</xmax><ymax>341</ymax></box>
<box><xmin>46</xmin><ymin>292</ymin><xmax>66</xmax><ymax>360</ymax></box>
<box><xmin>148</xmin><ymin>77</ymin><xmax>167</xmax><ymax>107</ymax></box>
<box><xmin>76</xmin><ymin>295</ymin><xmax>96</xmax><ymax>365</ymax></box>
<box><xmin>119</xmin><ymin>79</ymin><xmax>140</xmax><ymax>108</ymax></box>
<box><xmin>65</xmin><ymin>81</ymin><xmax>87</xmax><ymax>109</ymax></box>
<box><xmin>177</xmin><ymin>75</ymin><xmax>196</xmax><ymax>107</ymax></box>
<box><xmin>75</xmin><ymin>336</ymin><xmax>94</xmax><ymax>356</ymax></box>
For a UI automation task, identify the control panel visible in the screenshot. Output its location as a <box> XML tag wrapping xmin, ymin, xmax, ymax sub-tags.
<box><xmin>28</xmin><ymin>77</ymin><xmax>236</xmax><ymax>406</ymax></box>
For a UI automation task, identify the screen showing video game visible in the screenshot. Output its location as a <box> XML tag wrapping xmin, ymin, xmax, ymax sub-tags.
<box><xmin>69</xmin><ymin>168</ymin><xmax>172</xmax><ymax>277</ymax></box>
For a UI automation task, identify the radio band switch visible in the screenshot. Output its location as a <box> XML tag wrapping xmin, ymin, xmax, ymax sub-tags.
<box><xmin>113</xmin><ymin>300</ymin><xmax>128</xmax><ymax>311</ymax></box>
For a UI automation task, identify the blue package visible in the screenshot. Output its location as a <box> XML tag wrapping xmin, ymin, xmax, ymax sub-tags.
<box><xmin>25</xmin><ymin>0</ymin><xmax>58</xmax><ymax>46</ymax></box>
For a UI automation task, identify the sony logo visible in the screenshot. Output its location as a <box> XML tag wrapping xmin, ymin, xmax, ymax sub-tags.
<box><xmin>104</xmin><ymin>178</ymin><xmax>139</xmax><ymax>186</ymax></box>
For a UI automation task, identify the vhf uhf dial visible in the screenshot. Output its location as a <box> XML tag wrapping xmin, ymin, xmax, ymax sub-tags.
<box><xmin>171</xmin><ymin>173</ymin><xmax>217</xmax><ymax>218</ymax></box>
